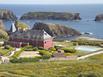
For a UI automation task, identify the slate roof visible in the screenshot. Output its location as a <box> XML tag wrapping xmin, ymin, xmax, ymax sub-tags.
<box><xmin>10</xmin><ymin>30</ymin><xmax>52</xmax><ymax>40</ymax></box>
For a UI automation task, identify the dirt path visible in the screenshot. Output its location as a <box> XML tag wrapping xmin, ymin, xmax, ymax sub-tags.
<box><xmin>77</xmin><ymin>50</ymin><xmax>103</xmax><ymax>60</ymax></box>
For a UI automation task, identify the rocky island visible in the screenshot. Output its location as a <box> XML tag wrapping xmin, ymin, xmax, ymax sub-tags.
<box><xmin>20</xmin><ymin>12</ymin><xmax>81</xmax><ymax>20</ymax></box>
<box><xmin>0</xmin><ymin>9</ymin><xmax>17</xmax><ymax>21</ymax></box>
<box><xmin>32</xmin><ymin>22</ymin><xmax>81</xmax><ymax>37</ymax></box>
<box><xmin>95</xmin><ymin>14</ymin><xmax>103</xmax><ymax>21</ymax></box>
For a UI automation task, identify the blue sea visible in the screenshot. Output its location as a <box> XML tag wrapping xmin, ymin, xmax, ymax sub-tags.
<box><xmin>1</xmin><ymin>4</ymin><xmax>103</xmax><ymax>39</ymax></box>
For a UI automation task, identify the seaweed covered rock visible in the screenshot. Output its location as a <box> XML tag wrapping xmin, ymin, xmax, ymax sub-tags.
<box><xmin>20</xmin><ymin>12</ymin><xmax>81</xmax><ymax>21</ymax></box>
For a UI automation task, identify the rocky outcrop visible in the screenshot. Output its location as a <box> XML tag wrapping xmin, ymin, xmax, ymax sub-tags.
<box><xmin>95</xmin><ymin>14</ymin><xmax>103</xmax><ymax>21</ymax></box>
<box><xmin>0</xmin><ymin>9</ymin><xmax>17</xmax><ymax>21</ymax></box>
<box><xmin>32</xmin><ymin>22</ymin><xmax>81</xmax><ymax>37</ymax></box>
<box><xmin>0</xmin><ymin>20</ymin><xmax>8</xmax><ymax>39</ymax></box>
<box><xmin>20</xmin><ymin>12</ymin><xmax>81</xmax><ymax>21</ymax></box>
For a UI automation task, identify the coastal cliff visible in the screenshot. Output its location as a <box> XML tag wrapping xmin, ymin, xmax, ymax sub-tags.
<box><xmin>0</xmin><ymin>9</ymin><xmax>17</xmax><ymax>21</ymax></box>
<box><xmin>0</xmin><ymin>20</ymin><xmax>8</xmax><ymax>39</ymax></box>
<box><xmin>32</xmin><ymin>22</ymin><xmax>81</xmax><ymax>37</ymax></box>
<box><xmin>95</xmin><ymin>14</ymin><xmax>103</xmax><ymax>21</ymax></box>
<box><xmin>20</xmin><ymin>12</ymin><xmax>81</xmax><ymax>20</ymax></box>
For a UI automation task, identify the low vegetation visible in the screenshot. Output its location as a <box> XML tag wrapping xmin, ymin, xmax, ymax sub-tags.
<box><xmin>0</xmin><ymin>29</ymin><xmax>9</xmax><ymax>39</ymax></box>
<box><xmin>0</xmin><ymin>53</ymin><xmax>103</xmax><ymax>77</ymax></box>
<box><xmin>10</xmin><ymin>57</ymin><xmax>42</xmax><ymax>63</ymax></box>
<box><xmin>0</xmin><ymin>45</ymin><xmax>14</xmax><ymax>56</ymax></box>
<box><xmin>15</xmin><ymin>20</ymin><xmax>29</xmax><ymax>30</ymax></box>
<box><xmin>63</xmin><ymin>47</ymin><xmax>77</xmax><ymax>53</ymax></box>
<box><xmin>39</xmin><ymin>50</ymin><xmax>52</xmax><ymax>59</ymax></box>
<box><xmin>11</xmin><ymin>48</ymin><xmax>24</xmax><ymax>59</ymax></box>
<box><xmin>72</xmin><ymin>38</ymin><xmax>103</xmax><ymax>47</ymax></box>
<box><xmin>23</xmin><ymin>45</ymin><xmax>38</xmax><ymax>51</ymax></box>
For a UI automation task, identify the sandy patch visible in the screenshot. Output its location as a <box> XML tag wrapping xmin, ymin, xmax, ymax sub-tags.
<box><xmin>19</xmin><ymin>51</ymin><xmax>41</xmax><ymax>58</ymax></box>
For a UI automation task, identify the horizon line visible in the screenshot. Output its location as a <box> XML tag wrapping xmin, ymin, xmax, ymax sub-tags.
<box><xmin>0</xmin><ymin>3</ymin><xmax>103</xmax><ymax>5</ymax></box>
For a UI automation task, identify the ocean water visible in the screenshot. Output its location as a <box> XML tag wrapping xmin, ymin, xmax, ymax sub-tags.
<box><xmin>0</xmin><ymin>4</ymin><xmax>103</xmax><ymax>39</ymax></box>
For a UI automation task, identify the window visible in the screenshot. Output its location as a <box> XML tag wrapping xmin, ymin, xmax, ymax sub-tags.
<box><xmin>45</xmin><ymin>41</ymin><xmax>46</xmax><ymax>44</ymax></box>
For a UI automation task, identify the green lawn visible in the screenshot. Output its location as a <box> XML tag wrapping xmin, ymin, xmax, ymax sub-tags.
<box><xmin>0</xmin><ymin>54</ymin><xmax>103</xmax><ymax>77</ymax></box>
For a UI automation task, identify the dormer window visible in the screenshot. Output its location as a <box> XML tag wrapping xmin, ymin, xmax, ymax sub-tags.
<box><xmin>44</xmin><ymin>33</ymin><xmax>47</xmax><ymax>35</ymax></box>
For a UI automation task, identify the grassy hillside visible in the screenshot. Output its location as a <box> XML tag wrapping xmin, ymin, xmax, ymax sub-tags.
<box><xmin>0</xmin><ymin>53</ymin><xmax>103</xmax><ymax>77</ymax></box>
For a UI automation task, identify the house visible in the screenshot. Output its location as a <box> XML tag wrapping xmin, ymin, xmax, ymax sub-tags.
<box><xmin>7</xmin><ymin>29</ymin><xmax>53</xmax><ymax>49</ymax></box>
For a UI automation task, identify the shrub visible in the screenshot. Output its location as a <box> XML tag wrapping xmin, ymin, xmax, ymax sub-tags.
<box><xmin>49</xmin><ymin>47</ymin><xmax>56</xmax><ymax>51</ymax></box>
<box><xmin>38</xmin><ymin>47</ymin><xmax>44</xmax><ymax>50</ymax></box>
<box><xmin>63</xmin><ymin>48</ymin><xmax>76</xmax><ymax>53</ymax></box>
<box><xmin>10</xmin><ymin>57</ymin><xmax>42</xmax><ymax>63</ymax></box>
<box><xmin>78</xmin><ymin>72</ymin><xmax>102</xmax><ymax>77</ymax></box>
<box><xmin>54</xmin><ymin>46</ymin><xmax>63</xmax><ymax>50</ymax></box>
<box><xmin>23</xmin><ymin>45</ymin><xmax>34</xmax><ymax>51</ymax></box>
<box><xmin>39</xmin><ymin>50</ymin><xmax>52</xmax><ymax>58</ymax></box>
<box><xmin>49</xmin><ymin>47</ymin><xmax>56</xmax><ymax>54</ymax></box>
<box><xmin>33</xmin><ymin>47</ymin><xmax>38</xmax><ymax>51</ymax></box>
<box><xmin>4</xmin><ymin>45</ymin><xmax>14</xmax><ymax>50</ymax></box>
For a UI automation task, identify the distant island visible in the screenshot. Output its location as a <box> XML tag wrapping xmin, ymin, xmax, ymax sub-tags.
<box><xmin>20</xmin><ymin>12</ymin><xmax>81</xmax><ymax>20</ymax></box>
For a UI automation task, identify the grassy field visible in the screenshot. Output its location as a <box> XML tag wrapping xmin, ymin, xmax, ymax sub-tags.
<box><xmin>0</xmin><ymin>54</ymin><xmax>103</xmax><ymax>77</ymax></box>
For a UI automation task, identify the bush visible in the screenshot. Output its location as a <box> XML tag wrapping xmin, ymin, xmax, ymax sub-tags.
<box><xmin>38</xmin><ymin>47</ymin><xmax>44</xmax><ymax>50</ymax></box>
<box><xmin>33</xmin><ymin>47</ymin><xmax>38</xmax><ymax>51</ymax></box>
<box><xmin>49</xmin><ymin>47</ymin><xmax>56</xmax><ymax>54</ymax></box>
<box><xmin>23</xmin><ymin>46</ymin><xmax>38</xmax><ymax>51</ymax></box>
<box><xmin>4</xmin><ymin>45</ymin><xmax>14</xmax><ymax>50</ymax></box>
<box><xmin>49</xmin><ymin>47</ymin><xmax>56</xmax><ymax>51</ymax></box>
<box><xmin>10</xmin><ymin>57</ymin><xmax>42</xmax><ymax>63</ymax></box>
<box><xmin>54</xmin><ymin>46</ymin><xmax>63</xmax><ymax>50</ymax></box>
<box><xmin>78</xmin><ymin>72</ymin><xmax>102</xmax><ymax>77</ymax></box>
<box><xmin>23</xmin><ymin>45</ymin><xmax>34</xmax><ymax>51</ymax></box>
<box><xmin>63</xmin><ymin>48</ymin><xmax>76</xmax><ymax>53</ymax></box>
<box><xmin>39</xmin><ymin>50</ymin><xmax>52</xmax><ymax>58</ymax></box>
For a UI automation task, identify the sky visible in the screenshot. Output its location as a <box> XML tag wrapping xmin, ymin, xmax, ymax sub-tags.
<box><xmin>0</xmin><ymin>0</ymin><xmax>103</xmax><ymax>4</ymax></box>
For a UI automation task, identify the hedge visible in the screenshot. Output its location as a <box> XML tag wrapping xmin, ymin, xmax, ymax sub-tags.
<box><xmin>39</xmin><ymin>50</ymin><xmax>52</xmax><ymax>58</ymax></box>
<box><xmin>63</xmin><ymin>48</ymin><xmax>76</xmax><ymax>53</ymax></box>
<box><xmin>10</xmin><ymin>57</ymin><xmax>42</xmax><ymax>63</ymax></box>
